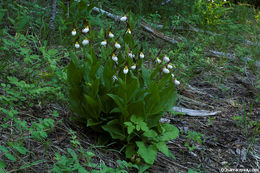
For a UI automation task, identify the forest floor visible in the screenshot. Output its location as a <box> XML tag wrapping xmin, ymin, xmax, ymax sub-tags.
<box><xmin>3</xmin><ymin>60</ymin><xmax>257</xmax><ymax>172</ymax></box>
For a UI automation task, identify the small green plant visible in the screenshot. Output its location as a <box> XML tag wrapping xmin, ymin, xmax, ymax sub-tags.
<box><xmin>185</xmin><ymin>130</ymin><xmax>205</xmax><ymax>151</ymax></box>
<box><xmin>255</xmin><ymin>11</ymin><xmax>260</xmax><ymax>23</ymax></box>
<box><xmin>53</xmin><ymin>131</ymin><xmax>140</xmax><ymax>173</ymax></box>
<box><xmin>67</xmin><ymin>12</ymin><xmax>180</xmax><ymax>166</ymax></box>
<box><xmin>207</xmin><ymin>117</ymin><xmax>216</xmax><ymax>125</ymax></box>
<box><xmin>194</xmin><ymin>0</ymin><xmax>230</xmax><ymax>26</ymax></box>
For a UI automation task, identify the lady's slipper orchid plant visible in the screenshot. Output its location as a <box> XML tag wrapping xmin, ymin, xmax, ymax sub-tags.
<box><xmin>112</xmin><ymin>54</ymin><xmax>118</xmax><ymax>62</ymax></box>
<box><xmin>167</xmin><ymin>64</ymin><xmax>173</xmax><ymax>69</ymax></box>
<box><xmin>72</xmin><ymin>29</ymin><xmax>77</xmax><ymax>36</ymax></box>
<box><xmin>156</xmin><ymin>57</ymin><xmax>161</xmax><ymax>64</ymax></box>
<box><xmin>126</xmin><ymin>28</ymin><xmax>131</xmax><ymax>34</ymax></box>
<box><xmin>123</xmin><ymin>66</ymin><xmax>129</xmax><ymax>74</ymax></box>
<box><xmin>101</xmin><ymin>40</ymin><xmax>107</xmax><ymax>46</ymax></box>
<box><xmin>163</xmin><ymin>67</ymin><xmax>170</xmax><ymax>74</ymax></box>
<box><xmin>140</xmin><ymin>52</ymin><xmax>144</xmax><ymax>59</ymax></box>
<box><xmin>131</xmin><ymin>64</ymin><xmax>136</xmax><ymax>70</ymax></box>
<box><xmin>68</xmin><ymin>14</ymin><xmax>180</xmax><ymax>167</ymax></box>
<box><xmin>115</xmin><ymin>42</ymin><xmax>121</xmax><ymax>49</ymax></box>
<box><xmin>174</xmin><ymin>79</ymin><xmax>180</xmax><ymax>85</ymax></box>
<box><xmin>128</xmin><ymin>51</ymin><xmax>134</xmax><ymax>58</ymax></box>
<box><xmin>82</xmin><ymin>26</ymin><xmax>89</xmax><ymax>33</ymax></box>
<box><xmin>120</xmin><ymin>15</ymin><xmax>127</xmax><ymax>22</ymax></box>
<box><xmin>163</xmin><ymin>56</ymin><xmax>170</xmax><ymax>63</ymax></box>
<box><xmin>109</xmin><ymin>32</ymin><xmax>114</xmax><ymax>38</ymax></box>
<box><xmin>112</xmin><ymin>75</ymin><xmax>118</xmax><ymax>81</ymax></box>
<box><xmin>75</xmin><ymin>41</ymin><xmax>80</xmax><ymax>48</ymax></box>
<box><xmin>82</xmin><ymin>38</ymin><xmax>89</xmax><ymax>45</ymax></box>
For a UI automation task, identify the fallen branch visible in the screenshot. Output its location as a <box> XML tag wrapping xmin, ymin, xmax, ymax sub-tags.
<box><xmin>92</xmin><ymin>7</ymin><xmax>181</xmax><ymax>44</ymax></box>
<box><xmin>160</xmin><ymin>118</ymin><xmax>171</xmax><ymax>123</ymax></box>
<box><xmin>205</xmin><ymin>50</ymin><xmax>260</xmax><ymax>67</ymax></box>
<box><xmin>179</xmin><ymin>95</ymin><xmax>215</xmax><ymax>109</ymax></box>
<box><xmin>187</xmin><ymin>84</ymin><xmax>214</xmax><ymax>98</ymax></box>
<box><xmin>156</xmin><ymin>24</ymin><xmax>260</xmax><ymax>47</ymax></box>
<box><xmin>140</xmin><ymin>21</ymin><xmax>180</xmax><ymax>44</ymax></box>
<box><xmin>172</xmin><ymin>107</ymin><xmax>221</xmax><ymax>117</ymax></box>
<box><xmin>161</xmin><ymin>0</ymin><xmax>172</xmax><ymax>5</ymax></box>
<box><xmin>92</xmin><ymin>7</ymin><xmax>120</xmax><ymax>21</ymax></box>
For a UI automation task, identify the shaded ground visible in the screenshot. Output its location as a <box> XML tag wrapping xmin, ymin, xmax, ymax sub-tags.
<box><xmin>153</xmin><ymin>73</ymin><xmax>260</xmax><ymax>172</ymax></box>
<box><xmin>2</xmin><ymin>65</ymin><xmax>258</xmax><ymax>173</ymax></box>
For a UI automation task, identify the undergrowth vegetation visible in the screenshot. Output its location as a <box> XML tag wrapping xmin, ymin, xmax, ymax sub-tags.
<box><xmin>0</xmin><ymin>0</ymin><xmax>259</xmax><ymax>172</ymax></box>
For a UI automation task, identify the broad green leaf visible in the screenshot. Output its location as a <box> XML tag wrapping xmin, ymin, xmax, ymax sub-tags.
<box><xmin>90</xmin><ymin>46</ymin><xmax>97</xmax><ymax>63</ymax></box>
<box><xmin>142</xmin><ymin>66</ymin><xmax>150</xmax><ymax>86</ymax></box>
<box><xmin>83</xmin><ymin>94</ymin><xmax>101</xmax><ymax>119</ymax></box>
<box><xmin>103</xmin><ymin>60</ymin><xmax>114</xmax><ymax>89</ymax></box>
<box><xmin>159</xmin><ymin>124</ymin><xmax>179</xmax><ymax>141</ymax></box>
<box><xmin>125</xmin><ymin>144</ymin><xmax>135</xmax><ymax>159</ymax></box>
<box><xmin>48</xmin><ymin>49</ymin><xmax>58</xmax><ymax>56</ymax></box>
<box><xmin>130</xmin><ymin>115</ymin><xmax>148</xmax><ymax>131</ymax></box>
<box><xmin>0</xmin><ymin>10</ymin><xmax>7</xmax><ymax>23</ymax></box>
<box><xmin>130</xmin><ymin>114</ymin><xmax>140</xmax><ymax>124</ymax></box>
<box><xmin>126</xmin><ymin>74</ymin><xmax>139</xmax><ymax>103</ymax></box>
<box><xmin>124</xmin><ymin>122</ymin><xmax>135</xmax><ymax>134</ymax></box>
<box><xmin>107</xmin><ymin>94</ymin><xmax>128</xmax><ymax>116</ymax></box>
<box><xmin>67</xmin><ymin>53</ymin><xmax>84</xmax><ymax>111</ymax></box>
<box><xmin>102</xmin><ymin>119</ymin><xmax>125</xmax><ymax>140</ymax></box>
<box><xmin>0</xmin><ymin>146</ymin><xmax>8</xmax><ymax>153</ymax></box>
<box><xmin>67</xmin><ymin>148</ymin><xmax>77</xmax><ymax>160</ymax></box>
<box><xmin>188</xmin><ymin>169</ymin><xmax>199</xmax><ymax>173</ymax></box>
<box><xmin>155</xmin><ymin>142</ymin><xmax>171</xmax><ymax>157</ymax></box>
<box><xmin>139</xmin><ymin>122</ymin><xmax>149</xmax><ymax>132</ymax></box>
<box><xmin>134</xmin><ymin>89</ymin><xmax>149</xmax><ymax>102</ymax></box>
<box><xmin>19</xmin><ymin>160</ymin><xmax>44</xmax><ymax>169</ymax></box>
<box><xmin>157</xmin><ymin>80</ymin><xmax>177</xmax><ymax>112</ymax></box>
<box><xmin>90</xmin><ymin>78</ymin><xmax>100</xmax><ymax>97</ymax></box>
<box><xmin>143</xmin><ymin>130</ymin><xmax>158</xmax><ymax>138</ymax></box>
<box><xmin>89</xmin><ymin>61</ymin><xmax>102</xmax><ymax>79</ymax></box>
<box><xmin>78</xmin><ymin>166</ymin><xmax>88</xmax><ymax>173</ymax></box>
<box><xmin>124</xmin><ymin>33</ymin><xmax>134</xmax><ymax>48</ymax></box>
<box><xmin>136</xmin><ymin>141</ymin><xmax>157</xmax><ymax>165</ymax></box>
<box><xmin>12</xmin><ymin>145</ymin><xmax>28</xmax><ymax>155</ymax></box>
<box><xmin>8</xmin><ymin>17</ymin><xmax>15</xmax><ymax>25</ymax></box>
<box><xmin>145</xmin><ymin>82</ymin><xmax>160</xmax><ymax>115</ymax></box>
<box><xmin>138</xmin><ymin>164</ymin><xmax>150</xmax><ymax>173</ymax></box>
<box><xmin>110</xmin><ymin>107</ymin><xmax>121</xmax><ymax>113</ymax></box>
<box><xmin>5</xmin><ymin>153</ymin><xmax>16</xmax><ymax>161</ymax></box>
<box><xmin>128</xmin><ymin>101</ymin><xmax>145</xmax><ymax>118</ymax></box>
<box><xmin>0</xmin><ymin>160</ymin><xmax>6</xmax><ymax>169</ymax></box>
<box><xmin>135</xmin><ymin>124</ymin><xmax>139</xmax><ymax>131</ymax></box>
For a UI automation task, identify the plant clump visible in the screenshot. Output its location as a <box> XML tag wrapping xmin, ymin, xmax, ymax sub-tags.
<box><xmin>67</xmin><ymin>13</ymin><xmax>181</xmax><ymax>166</ymax></box>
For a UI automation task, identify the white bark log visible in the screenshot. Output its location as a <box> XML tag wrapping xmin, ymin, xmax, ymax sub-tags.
<box><xmin>172</xmin><ymin>107</ymin><xmax>221</xmax><ymax>116</ymax></box>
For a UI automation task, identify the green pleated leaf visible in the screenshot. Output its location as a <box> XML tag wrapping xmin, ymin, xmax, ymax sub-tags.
<box><xmin>136</xmin><ymin>141</ymin><xmax>157</xmax><ymax>165</ymax></box>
